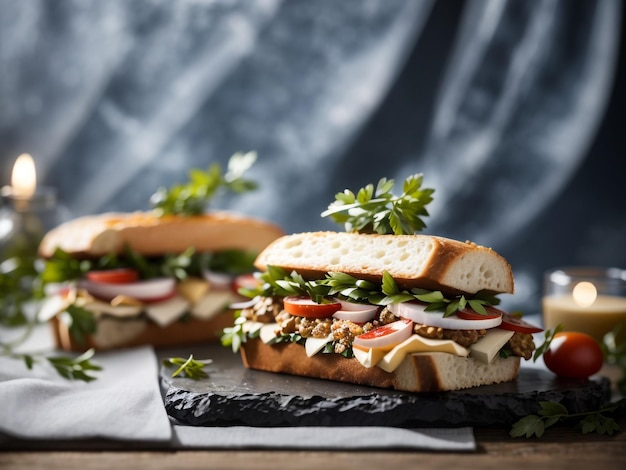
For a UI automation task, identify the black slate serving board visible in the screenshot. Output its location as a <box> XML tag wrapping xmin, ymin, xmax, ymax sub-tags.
<box><xmin>160</xmin><ymin>344</ymin><xmax>611</xmax><ymax>428</ymax></box>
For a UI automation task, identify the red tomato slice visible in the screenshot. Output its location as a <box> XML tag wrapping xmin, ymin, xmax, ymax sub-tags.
<box><xmin>457</xmin><ymin>306</ymin><xmax>503</xmax><ymax>321</ymax></box>
<box><xmin>233</xmin><ymin>274</ymin><xmax>261</xmax><ymax>293</ymax></box>
<box><xmin>499</xmin><ymin>312</ymin><xmax>543</xmax><ymax>334</ymax></box>
<box><xmin>353</xmin><ymin>318</ymin><xmax>413</xmax><ymax>351</ymax></box>
<box><xmin>283</xmin><ymin>296</ymin><xmax>341</xmax><ymax>318</ymax></box>
<box><xmin>86</xmin><ymin>268</ymin><xmax>139</xmax><ymax>284</ymax></box>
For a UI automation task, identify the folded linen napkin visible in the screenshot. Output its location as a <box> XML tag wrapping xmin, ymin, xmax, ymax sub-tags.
<box><xmin>171</xmin><ymin>424</ymin><xmax>476</xmax><ymax>451</ymax></box>
<box><xmin>0</xmin><ymin>345</ymin><xmax>172</xmax><ymax>442</ymax></box>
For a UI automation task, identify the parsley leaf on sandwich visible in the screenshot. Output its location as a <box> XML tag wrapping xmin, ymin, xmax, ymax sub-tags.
<box><xmin>239</xmin><ymin>266</ymin><xmax>500</xmax><ymax>316</ymax></box>
<box><xmin>321</xmin><ymin>174</ymin><xmax>434</xmax><ymax>235</ymax></box>
<box><xmin>150</xmin><ymin>151</ymin><xmax>259</xmax><ymax>217</ymax></box>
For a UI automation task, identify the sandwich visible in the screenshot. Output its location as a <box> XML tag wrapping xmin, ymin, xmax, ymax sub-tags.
<box><xmin>222</xmin><ymin>174</ymin><xmax>542</xmax><ymax>392</ymax></box>
<box><xmin>37</xmin><ymin>152</ymin><xmax>284</xmax><ymax>351</ymax></box>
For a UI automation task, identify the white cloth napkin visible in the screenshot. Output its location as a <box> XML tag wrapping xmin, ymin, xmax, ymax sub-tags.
<box><xmin>171</xmin><ymin>424</ymin><xmax>476</xmax><ymax>451</ymax></box>
<box><xmin>0</xmin><ymin>346</ymin><xmax>172</xmax><ymax>442</ymax></box>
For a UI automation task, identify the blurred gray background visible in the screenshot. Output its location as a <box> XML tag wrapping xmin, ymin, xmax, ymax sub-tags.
<box><xmin>1</xmin><ymin>0</ymin><xmax>624</xmax><ymax>313</ymax></box>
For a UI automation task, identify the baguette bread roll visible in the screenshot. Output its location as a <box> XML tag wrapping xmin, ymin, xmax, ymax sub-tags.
<box><xmin>240</xmin><ymin>339</ymin><xmax>521</xmax><ymax>392</ymax></box>
<box><xmin>255</xmin><ymin>232</ymin><xmax>514</xmax><ymax>294</ymax></box>
<box><xmin>39</xmin><ymin>211</ymin><xmax>284</xmax><ymax>258</ymax></box>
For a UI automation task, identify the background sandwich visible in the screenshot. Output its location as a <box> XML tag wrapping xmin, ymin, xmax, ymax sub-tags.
<box><xmin>222</xmin><ymin>174</ymin><xmax>542</xmax><ymax>392</ymax></box>
<box><xmin>37</xmin><ymin>152</ymin><xmax>284</xmax><ymax>351</ymax></box>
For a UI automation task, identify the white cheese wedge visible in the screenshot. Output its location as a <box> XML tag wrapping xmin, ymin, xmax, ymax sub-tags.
<box><xmin>191</xmin><ymin>291</ymin><xmax>234</xmax><ymax>320</ymax></box>
<box><xmin>469</xmin><ymin>328</ymin><xmax>515</xmax><ymax>364</ymax></box>
<box><xmin>377</xmin><ymin>334</ymin><xmax>470</xmax><ymax>373</ymax></box>
<box><xmin>305</xmin><ymin>335</ymin><xmax>332</xmax><ymax>357</ymax></box>
<box><xmin>259</xmin><ymin>323</ymin><xmax>280</xmax><ymax>343</ymax></box>
<box><xmin>144</xmin><ymin>295</ymin><xmax>190</xmax><ymax>327</ymax></box>
<box><xmin>177</xmin><ymin>277</ymin><xmax>210</xmax><ymax>304</ymax></box>
<box><xmin>83</xmin><ymin>300</ymin><xmax>143</xmax><ymax>318</ymax></box>
<box><xmin>352</xmin><ymin>346</ymin><xmax>387</xmax><ymax>368</ymax></box>
<box><xmin>37</xmin><ymin>295</ymin><xmax>70</xmax><ymax>322</ymax></box>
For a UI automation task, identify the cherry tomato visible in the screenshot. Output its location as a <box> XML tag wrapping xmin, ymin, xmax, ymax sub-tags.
<box><xmin>543</xmin><ymin>332</ymin><xmax>604</xmax><ymax>379</ymax></box>
<box><xmin>86</xmin><ymin>268</ymin><xmax>139</xmax><ymax>284</ymax></box>
<box><xmin>499</xmin><ymin>312</ymin><xmax>543</xmax><ymax>334</ymax></box>
<box><xmin>283</xmin><ymin>296</ymin><xmax>341</xmax><ymax>318</ymax></box>
<box><xmin>457</xmin><ymin>306</ymin><xmax>503</xmax><ymax>321</ymax></box>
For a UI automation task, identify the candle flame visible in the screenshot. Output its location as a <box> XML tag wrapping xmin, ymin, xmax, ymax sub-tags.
<box><xmin>573</xmin><ymin>281</ymin><xmax>597</xmax><ymax>307</ymax></box>
<box><xmin>11</xmin><ymin>153</ymin><xmax>37</xmax><ymax>198</ymax></box>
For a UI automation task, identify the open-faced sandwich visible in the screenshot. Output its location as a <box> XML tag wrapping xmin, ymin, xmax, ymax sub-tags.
<box><xmin>37</xmin><ymin>152</ymin><xmax>284</xmax><ymax>351</ymax></box>
<box><xmin>222</xmin><ymin>174</ymin><xmax>543</xmax><ymax>392</ymax></box>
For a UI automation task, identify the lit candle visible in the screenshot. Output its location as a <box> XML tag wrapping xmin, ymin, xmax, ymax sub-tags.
<box><xmin>10</xmin><ymin>153</ymin><xmax>37</xmax><ymax>198</ymax></box>
<box><xmin>542</xmin><ymin>268</ymin><xmax>626</xmax><ymax>343</ymax></box>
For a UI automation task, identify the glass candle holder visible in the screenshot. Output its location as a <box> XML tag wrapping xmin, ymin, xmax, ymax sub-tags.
<box><xmin>0</xmin><ymin>185</ymin><xmax>60</xmax><ymax>262</ymax></box>
<box><xmin>542</xmin><ymin>267</ymin><xmax>626</xmax><ymax>343</ymax></box>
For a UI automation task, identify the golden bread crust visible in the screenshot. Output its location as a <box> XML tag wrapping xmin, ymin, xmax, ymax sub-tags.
<box><xmin>38</xmin><ymin>211</ymin><xmax>284</xmax><ymax>258</ymax></box>
<box><xmin>254</xmin><ymin>232</ymin><xmax>514</xmax><ymax>294</ymax></box>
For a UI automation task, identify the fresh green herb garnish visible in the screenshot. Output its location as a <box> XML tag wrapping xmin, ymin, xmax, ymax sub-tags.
<box><xmin>239</xmin><ymin>266</ymin><xmax>500</xmax><ymax>316</ymax></box>
<box><xmin>321</xmin><ymin>174</ymin><xmax>434</xmax><ymax>235</ymax></box>
<box><xmin>40</xmin><ymin>245</ymin><xmax>258</xmax><ymax>285</ymax></box>
<box><xmin>63</xmin><ymin>304</ymin><xmax>98</xmax><ymax>345</ymax></box>
<box><xmin>602</xmin><ymin>325</ymin><xmax>626</xmax><ymax>395</ymax></box>
<box><xmin>221</xmin><ymin>313</ymin><xmax>259</xmax><ymax>353</ymax></box>
<box><xmin>162</xmin><ymin>354</ymin><xmax>212</xmax><ymax>380</ymax></box>
<box><xmin>510</xmin><ymin>399</ymin><xmax>626</xmax><ymax>438</ymax></box>
<box><xmin>533</xmin><ymin>323</ymin><xmax>564</xmax><ymax>362</ymax></box>
<box><xmin>46</xmin><ymin>348</ymin><xmax>102</xmax><ymax>382</ymax></box>
<box><xmin>150</xmin><ymin>151</ymin><xmax>258</xmax><ymax>216</ymax></box>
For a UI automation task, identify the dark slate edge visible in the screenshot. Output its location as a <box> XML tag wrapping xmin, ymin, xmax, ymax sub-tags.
<box><xmin>164</xmin><ymin>376</ymin><xmax>611</xmax><ymax>428</ymax></box>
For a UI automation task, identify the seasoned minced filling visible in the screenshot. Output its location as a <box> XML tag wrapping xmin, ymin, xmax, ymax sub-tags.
<box><xmin>240</xmin><ymin>296</ymin><xmax>535</xmax><ymax>359</ymax></box>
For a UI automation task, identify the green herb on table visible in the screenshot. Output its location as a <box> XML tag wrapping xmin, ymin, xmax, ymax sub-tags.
<box><xmin>602</xmin><ymin>325</ymin><xmax>626</xmax><ymax>395</ymax></box>
<box><xmin>533</xmin><ymin>323</ymin><xmax>564</xmax><ymax>362</ymax></box>
<box><xmin>510</xmin><ymin>399</ymin><xmax>626</xmax><ymax>438</ymax></box>
<box><xmin>46</xmin><ymin>349</ymin><xmax>102</xmax><ymax>382</ymax></box>
<box><xmin>163</xmin><ymin>354</ymin><xmax>212</xmax><ymax>380</ymax></box>
<box><xmin>321</xmin><ymin>173</ymin><xmax>434</xmax><ymax>235</ymax></box>
<box><xmin>150</xmin><ymin>151</ymin><xmax>259</xmax><ymax>217</ymax></box>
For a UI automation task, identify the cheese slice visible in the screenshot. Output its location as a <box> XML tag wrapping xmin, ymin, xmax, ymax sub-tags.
<box><xmin>352</xmin><ymin>346</ymin><xmax>387</xmax><ymax>368</ymax></box>
<box><xmin>259</xmin><ymin>323</ymin><xmax>280</xmax><ymax>343</ymax></box>
<box><xmin>305</xmin><ymin>335</ymin><xmax>332</xmax><ymax>357</ymax></box>
<box><xmin>191</xmin><ymin>291</ymin><xmax>234</xmax><ymax>320</ymax></box>
<box><xmin>38</xmin><ymin>295</ymin><xmax>70</xmax><ymax>322</ymax></box>
<box><xmin>145</xmin><ymin>295</ymin><xmax>190</xmax><ymax>327</ymax></box>
<box><xmin>377</xmin><ymin>335</ymin><xmax>470</xmax><ymax>373</ymax></box>
<box><xmin>83</xmin><ymin>300</ymin><xmax>143</xmax><ymax>318</ymax></box>
<box><xmin>469</xmin><ymin>328</ymin><xmax>514</xmax><ymax>364</ymax></box>
<box><xmin>177</xmin><ymin>277</ymin><xmax>210</xmax><ymax>304</ymax></box>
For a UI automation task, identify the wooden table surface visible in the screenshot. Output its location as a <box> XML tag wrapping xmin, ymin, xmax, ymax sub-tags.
<box><xmin>1</xmin><ymin>416</ymin><xmax>625</xmax><ymax>470</ymax></box>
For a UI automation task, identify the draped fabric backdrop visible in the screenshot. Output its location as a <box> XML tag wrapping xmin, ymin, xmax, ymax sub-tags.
<box><xmin>0</xmin><ymin>0</ymin><xmax>624</xmax><ymax>313</ymax></box>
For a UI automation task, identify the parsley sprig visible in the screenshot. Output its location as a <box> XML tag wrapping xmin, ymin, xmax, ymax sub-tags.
<box><xmin>238</xmin><ymin>266</ymin><xmax>500</xmax><ymax>316</ymax></box>
<box><xmin>162</xmin><ymin>354</ymin><xmax>212</xmax><ymax>380</ymax></box>
<box><xmin>46</xmin><ymin>349</ymin><xmax>102</xmax><ymax>382</ymax></box>
<box><xmin>510</xmin><ymin>399</ymin><xmax>626</xmax><ymax>438</ymax></box>
<box><xmin>321</xmin><ymin>174</ymin><xmax>434</xmax><ymax>235</ymax></box>
<box><xmin>150</xmin><ymin>151</ymin><xmax>259</xmax><ymax>216</ymax></box>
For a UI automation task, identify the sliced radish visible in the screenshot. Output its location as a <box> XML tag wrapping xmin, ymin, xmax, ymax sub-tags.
<box><xmin>78</xmin><ymin>278</ymin><xmax>176</xmax><ymax>303</ymax></box>
<box><xmin>230</xmin><ymin>296</ymin><xmax>261</xmax><ymax>310</ymax></box>
<box><xmin>353</xmin><ymin>318</ymin><xmax>413</xmax><ymax>351</ymax></box>
<box><xmin>333</xmin><ymin>308</ymin><xmax>378</xmax><ymax>323</ymax></box>
<box><xmin>388</xmin><ymin>302</ymin><xmax>502</xmax><ymax>330</ymax></box>
<box><xmin>202</xmin><ymin>270</ymin><xmax>235</xmax><ymax>291</ymax></box>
